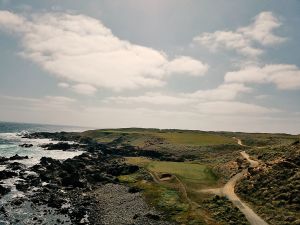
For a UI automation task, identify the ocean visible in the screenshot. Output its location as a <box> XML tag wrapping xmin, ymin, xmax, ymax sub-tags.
<box><xmin>0</xmin><ymin>121</ymin><xmax>87</xmax><ymax>224</ymax></box>
<box><xmin>0</xmin><ymin>122</ymin><xmax>86</xmax><ymax>168</ymax></box>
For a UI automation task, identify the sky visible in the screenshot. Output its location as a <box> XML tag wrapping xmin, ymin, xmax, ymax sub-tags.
<box><xmin>0</xmin><ymin>0</ymin><xmax>300</xmax><ymax>134</ymax></box>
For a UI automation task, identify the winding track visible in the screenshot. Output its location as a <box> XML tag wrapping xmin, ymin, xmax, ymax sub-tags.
<box><xmin>202</xmin><ymin>138</ymin><xmax>268</xmax><ymax>225</ymax></box>
<box><xmin>147</xmin><ymin>138</ymin><xmax>268</xmax><ymax>225</ymax></box>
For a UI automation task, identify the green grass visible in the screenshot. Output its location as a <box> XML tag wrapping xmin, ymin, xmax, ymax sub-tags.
<box><xmin>81</xmin><ymin>128</ymin><xmax>299</xmax><ymax>148</ymax></box>
<box><xmin>119</xmin><ymin>158</ymin><xmax>222</xmax><ymax>224</ymax></box>
<box><xmin>125</xmin><ymin>157</ymin><xmax>219</xmax><ymax>189</ymax></box>
<box><xmin>118</xmin><ymin>169</ymin><xmax>206</xmax><ymax>225</ymax></box>
<box><xmin>81</xmin><ymin>128</ymin><xmax>236</xmax><ymax>147</ymax></box>
<box><xmin>156</xmin><ymin>132</ymin><xmax>235</xmax><ymax>145</ymax></box>
<box><xmin>149</xmin><ymin>161</ymin><xmax>218</xmax><ymax>185</ymax></box>
<box><xmin>229</xmin><ymin>132</ymin><xmax>299</xmax><ymax>147</ymax></box>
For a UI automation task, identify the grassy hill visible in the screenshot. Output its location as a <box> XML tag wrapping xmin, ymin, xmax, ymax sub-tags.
<box><xmin>79</xmin><ymin>128</ymin><xmax>300</xmax><ymax>225</ymax></box>
<box><xmin>81</xmin><ymin>128</ymin><xmax>236</xmax><ymax>146</ymax></box>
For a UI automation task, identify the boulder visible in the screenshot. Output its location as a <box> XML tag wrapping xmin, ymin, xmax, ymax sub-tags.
<box><xmin>0</xmin><ymin>206</ymin><xmax>8</xmax><ymax>217</ymax></box>
<box><xmin>16</xmin><ymin>181</ymin><xmax>30</xmax><ymax>192</ymax></box>
<box><xmin>40</xmin><ymin>157</ymin><xmax>60</xmax><ymax>167</ymax></box>
<box><xmin>7</xmin><ymin>162</ymin><xmax>26</xmax><ymax>171</ymax></box>
<box><xmin>19</xmin><ymin>143</ymin><xmax>33</xmax><ymax>148</ymax></box>
<box><xmin>128</xmin><ymin>186</ymin><xmax>141</xmax><ymax>193</ymax></box>
<box><xmin>9</xmin><ymin>154</ymin><xmax>29</xmax><ymax>160</ymax></box>
<box><xmin>61</xmin><ymin>174</ymin><xmax>86</xmax><ymax>188</ymax></box>
<box><xmin>0</xmin><ymin>170</ymin><xmax>18</xmax><ymax>180</ymax></box>
<box><xmin>11</xmin><ymin>197</ymin><xmax>25</xmax><ymax>206</ymax></box>
<box><xmin>0</xmin><ymin>157</ymin><xmax>9</xmax><ymax>163</ymax></box>
<box><xmin>40</xmin><ymin>142</ymin><xmax>82</xmax><ymax>151</ymax></box>
<box><xmin>145</xmin><ymin>212</ymin><xmax>160</xmax><ymax>220</ymax></box>
<box><xmin>0</xmin><ymin>185</ymin><xmax>10</xmax><ymax>196</ymax></box>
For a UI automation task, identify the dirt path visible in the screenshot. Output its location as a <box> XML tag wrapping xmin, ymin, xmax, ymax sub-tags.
<box><xmin>233</xmin><ymin>137</ymin><xmax>247</xmax><ymax>147</ymax></box>
<box><xmin>201</xmin><ymin>151</ymin><xmax>268</xmax><ymax>225</ymax></box>
<box><xmin>233</xmin><ymin>137</ymin><xmax>265</xmax><ymax>149</ymax></box>
<box><xmin>146</xmin><ymin>141</ymin><xmax>268</xmax><ymax>225</ymax></box>
<box><xmin>240</xmin><ymin>151</ymin><xmax>259</xmax><ymax>168</ymax></box>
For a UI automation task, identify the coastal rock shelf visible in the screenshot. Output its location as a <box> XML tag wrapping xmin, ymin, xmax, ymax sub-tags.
<box><xmin>0</xmin><ymin>131</ymin><xmax>175</xmax><ymax>225</ymax></box>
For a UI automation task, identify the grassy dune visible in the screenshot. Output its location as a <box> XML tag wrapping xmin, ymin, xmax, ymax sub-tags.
<box><xmin>121</xmin><ymin>157</ymin><xmax>222</xmax><ymax>224</ymax></box>
<box><xmin>125</xmin><ymin>157</ymin><xmax>219</xmax><ymax>188</ymax></box>
<box><xmin>81</xmin><ymin>128</ymin><xmax>299</xmax><ymax>224</ymax></box>
<box><xmin>156</xmin><ymin>132</ymin><xmax>234</xmax><ymax>145</ymax></box>
<box><xmin>82</xmin><ymin>128</ymin><xmax>235</xmax><ymax>146</ymax></box>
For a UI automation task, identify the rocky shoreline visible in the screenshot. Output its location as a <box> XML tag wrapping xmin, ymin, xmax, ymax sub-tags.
<box><xmin>0</xmin><ymin>132</ymin><xmax>175</xmax><ymax>225</ymax></box>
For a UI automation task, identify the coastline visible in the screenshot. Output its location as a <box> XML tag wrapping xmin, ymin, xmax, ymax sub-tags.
<box><xmin>0</xmin><ymin>130</ymin><xmax>174</xmax><ymax>225</ymax></box>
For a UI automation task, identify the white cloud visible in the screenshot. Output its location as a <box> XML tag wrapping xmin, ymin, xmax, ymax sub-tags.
<box><xmin>164</xmin><ymin>56</ymin><xmax>208</xmax><ymax>76</ymax></box>
<box><xmin>58</xmin><ymin>82</ymin><xmax>97</xmax><ymax>95</ymax></box>
<box><xmin>185</xmin><ymin>83</ymin><xmax>252</xmax><ymax>101</ymax></box>
<box><xmin>104</xmin><ymin>80</ymin><xmax>278</xmax><ymax>118</ymax></box>
<box><xmin>195</xmin><ymin>31</ymin><xmax>263</xmax><ymax>57</ymax></box>
<box><xmin>1</xmin><ymin>94</ymin><xmax>290</xmax><ymax>133</ymax></box>
<box><xmin>58</xmin><ymin>82</ymin><xmax>70</xmax><ymax>88</ymax></box>
<box><xmin>195</xmin><ymin>101</ymin><xmax>277</xmax><ymax>115</ymax></box>
<box><xmin>225</xmin><ymin>64</ymin><xmax>300</xmax><ymax>90</ymax></box>
<box><xmin>0</xmin><ymin>95</ymin><xmax>76</xmax><ymax>111</ymax></box>
<box><xmin>193</xmin><ymin>11</ymin><xmax>285</xmax><ymax>57</ymax></box>
<box><xmin>108</xmin><ymin>83</ymin><xmax>252</xmax><ymax>106</ymax></box>
<box><xmin>72</xmin><ymin>83</ymin><xmax>97</xmax><ymax>95</ymax></box>
<box><xmin>44</xmin><ymin>96</ymin><xmax>76</xmax><ymax>104</ymax></box>
<box><xmin>107</xmin><ymin>92</ymin><xmax>194</xmax><ymax>105</ymax></box>
<box><xmin>238</xmin><ymin>12</ymin><xmax>285</xmax><ymax>46</ymax></box>
<box><xmin>0</xmin><ymin>10</ymin><xmax>24</xmax><ymax>30</ymax></box>
<box><xmin>255</xmin><ymin>95</ymin><xmax>269</xmax><ymax>99</ymax></box>
<box><xmin>0</xmin><ymin>10</ymin><xmax>208</xmax><ymax>91</ymax></box>
<box><xmin>101</xmin><ymin>98</ymin><xmax>279</xmax><ymax>116</ymax></box>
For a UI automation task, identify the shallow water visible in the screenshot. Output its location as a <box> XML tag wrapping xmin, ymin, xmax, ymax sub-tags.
<box><xmin>0</xmin><ymin>122</ymin><xmax>86</xmax><ymax>224</ymax></box>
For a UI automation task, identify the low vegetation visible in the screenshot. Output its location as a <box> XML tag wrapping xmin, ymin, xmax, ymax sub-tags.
<box><xmin>236</xmin><ymin>142</ymin><xmax>300</xmax><ymax>225</ymax></box>
<box><xmin>229</xmin><ymin>132</ymin><xmax>298</xmax><ymax>147</ymax></box>
<box><xmin>203</xmin><ymin>196</ymin><xmax>250</xmax><ymax>225</ymax></box>
<box><xmin>33</xmin><ymin>128</ymin><xmax>300</xmax><ymax>224</ymax></box>
<box><xmin>119</xmin><ymin>168</ymin><xmax>211</xmax><ymax>224</ymax></box>
<box><xmin>81</xmin><ymin>128</ymin><xmax>300</xmax><ymax>224</ymax></box>
<box><xmin>121</xmin><ymin>157</ymin><xmax>240</xmax><ymax>224</ymax></box>
<box><xmin>125</xmin><ymin>157</ymin><xmax>219</xmax><ymax>188</ymax></box>
<box><xmin>81</xmin><ymin>128</ymin><xmax>236</xmax><ymax>147</ymax></box>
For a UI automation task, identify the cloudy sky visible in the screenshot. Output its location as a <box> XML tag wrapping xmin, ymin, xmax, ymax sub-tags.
<box><xmin>0</xmin><ymin>0</ymin><xmax>300</xmax><ymax>133</ymax></box>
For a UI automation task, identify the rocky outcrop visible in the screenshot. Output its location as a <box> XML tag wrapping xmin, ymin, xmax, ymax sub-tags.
<box><xmin>0</xmin><ymin>131</ymin><xmax>182</xmax><ymax>224</ymax></box>
<box><xmin>6</xmin><ymin>162</ymin><xmax>26</xmax><ymax>171</ymax></box>
<box><xmin>0</xmin><ymin>170</ymin><xmax>18</xmax><ymax>180</ymax></box>
<box><xmin>22</xmin><ymin>131</ymin><xmax>81</xmax><ymax>142</ymax></box>
<box><xmin>10</xmin><ymin>154</ymin><xmax>29</xmax><ymax>160</ymax></box>
<box><xmin>19</xmin><ymin>143</ymin><xmax>33</xmax><ymax>148</ymax></box>
<box><xmin>0</xmin><ymin>185</ymin><xmax>10</xmax><ymax>196</ymax></box>
<box><xmin>0</xmin><ymin>154</ymin><xmax>28</xmax><ymax>163</ymax></box>
<box><xmin>40</xmin><ymin>142</ymin><xmax>85</xmax><ymax>151</ymax></box>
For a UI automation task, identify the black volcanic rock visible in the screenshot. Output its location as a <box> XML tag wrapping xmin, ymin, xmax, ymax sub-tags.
<box><xmin>9</xmin><ymin>154</ymin><xmax>29</xmax><ymax>160</ymax></box>
<box><xmin>0</xmin><ymin>154</ymin><xmax>29</xmax><ymax>163</ymax></box>
<box><xmin>22</xmin><ymin>131</ymin><xmax>81</xmax><ymax>142</ymax></box>
<box><xmin>7</xmin><ymin>162</ymin><xmax>26</xmax><ymax>171</ymax></box>
<box><xmin>15</xmin><ymin>180</ymin><xmax>30</xmax><ymax>192</ymax></box>
<box><xmin>0</xmin><ymin>157</ymin><xmax>8</xmax><ymax>163</ymax></box>
<box><xmin>0</xmin><ymin>170</ymin><xmax>18</xmax><ymax>180</ymax></box>
<box><xmin>10</xmin><ymin>130</ymin><xmax>178</xmax><ymax>224</ymax></box>
<box><xmin>19</xmin><ymin>143</ymin><xmax>33</xmax><ymax>148</ymax></box>
<box><xmin>0</xmin><ymin>184</ymin><xmax>10</xmax><ymax>196</ymax></box>
<box><xmin>61</xmin><ymin>174</ymin><xmax>87</xmax><ymax>188</ymax></box>
<box><xmin>40</xmin><ymin>142</ymin><xmax>82</xmax><ymax>151</ymax></box>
